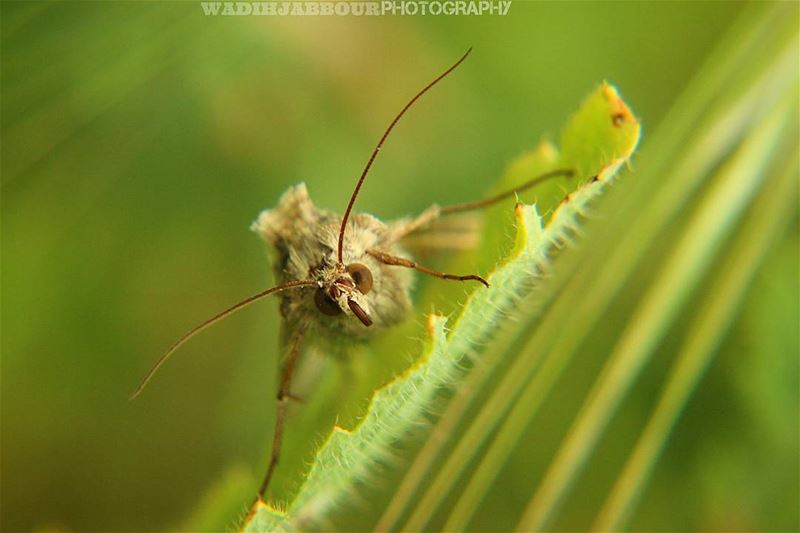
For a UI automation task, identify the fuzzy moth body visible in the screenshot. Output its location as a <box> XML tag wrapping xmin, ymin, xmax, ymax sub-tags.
<box><xmin>251</xmin><ymin>183</ymin><xmax>414</xmax><ymax>342</ymax></box>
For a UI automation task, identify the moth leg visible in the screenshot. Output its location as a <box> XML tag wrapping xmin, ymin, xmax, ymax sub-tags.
<box><xmin>367</xmin><ymin>249</ymin><xmax>489</xmax><ymax>287</ymax></box>
<box><xmin>389</xmin><ymin>168</ymin><xmax>574</xmax><ymax>242</ymax></box>
<box><xmin>258</xmin><ymin>324</ymin><xmax>307</xmax><ymax>499</ymax></box>
<box><xmin>437</xmin><ymin>168</ymin><xmax>574</xmax><ymax>215</ymax></box>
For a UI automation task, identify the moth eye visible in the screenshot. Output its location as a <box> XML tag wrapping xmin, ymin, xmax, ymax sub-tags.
<box><xmin>346</xmin><ymin>263</ymin><xmax>373</xmax><ymax>294</ymax></box>
<box><xmin>314</xmin><ymin>288</ymin><xmax>343</xmax><ymax>316</ymax></box>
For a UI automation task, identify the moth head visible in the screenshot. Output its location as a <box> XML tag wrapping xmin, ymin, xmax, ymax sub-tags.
<box><xmin>314</xmin><ymin>262</ymin><xmax>374</xmax><ymax>327</ymax></box>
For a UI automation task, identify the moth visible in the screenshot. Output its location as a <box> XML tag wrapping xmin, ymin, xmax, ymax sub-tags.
<box><xmin>131</xmin><ymin>48</ymin><xmax>572</xmax><ymax>500</ymax></box>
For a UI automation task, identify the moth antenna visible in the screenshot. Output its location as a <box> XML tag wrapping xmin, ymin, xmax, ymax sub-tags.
<box><xmin>337</xmin><ymin>47</ymin><xmax>473</xmax><ymax>263</ymax></box>
<box><xmin>129</xmin><ymin>279</ymin><xmax>317</xmax><ymax>400</ymax></box>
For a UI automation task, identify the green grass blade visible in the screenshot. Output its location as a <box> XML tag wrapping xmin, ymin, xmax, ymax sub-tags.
<box><xmin>592</xmin><ymin>148</ymin><xmax>798</xmax><ymax>532</ymax></box>
<box><xmin>516</xmin><ymin>93</ymin><xmax>795</xmax><ymax>532</ymax></box>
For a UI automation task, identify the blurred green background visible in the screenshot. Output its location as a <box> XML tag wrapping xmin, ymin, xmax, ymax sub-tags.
<box><xmin>2</xmin><ymin>1</ymin><xmax>797</xmax><ymax>532</ymax></box>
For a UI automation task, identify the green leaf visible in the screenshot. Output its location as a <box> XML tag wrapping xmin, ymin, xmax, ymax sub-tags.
<box><xmin>241</xmin><ymin>84</ymin><xmax>642</xmax><ymax>531</ymax></box>
<box><xmin>475</xmin><ymin>82</ymin><xmax>640</xmax><ymax>274</ymax></box>
<box><xmin>559</xmin><ymin>82</ymin><xmax>641</xmax><ymax>181</ymax></box>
